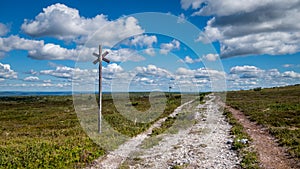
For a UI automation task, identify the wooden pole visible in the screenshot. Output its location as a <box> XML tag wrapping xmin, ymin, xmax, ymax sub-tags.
<box><xmin>98</xmin><ymin>45</ymin><xmax>102</xmax><ymax>133</ymax></box>
<box><xmin>93</xmin><ymin>44</ymin><xmax>109</xmax><ymax>134</ymax></box>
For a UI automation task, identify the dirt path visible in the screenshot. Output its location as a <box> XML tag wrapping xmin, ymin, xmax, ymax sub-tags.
<box><xmin>87</xmin><ymin>94</ymin><xmax>240</xmax><ymax>169</ymax></box>
<box><xmin>226</xmin><ymin>106</ymin><xmax>300</xmax><ymax>169</ymax></box>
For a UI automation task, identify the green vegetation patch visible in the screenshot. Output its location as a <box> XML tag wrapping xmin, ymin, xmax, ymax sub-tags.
<box><xmin>101</xmin><ymin>93</ymin><xmax>181</xmax><ymax>137</ymax></box>
<box><xmin>223</xmin><ymin>109</ymin><xmax>260</xmax><ymax>169</ymax></box>
<box><xmin>0</xmin><ymin>93</ymin><xmax>182</xmax><ymax>168</ymax></box>
<box><xmin>0</xmin><ymin>96</ymin><xmax>105</xmax><ymax>168</ymax></box>
<box><xmin>151</xmin><ymin>116</ymin><xmax>177</xmax><ymax>136</ymax></box>
<box><xmin>140</xmin><ymin>136</ymin><xmax>163</xmax><ymax>149</ymax></box>
<box><xmin>226</xmin><ymin>84</ymin><xmax>300</xmax><ymax>159</ymax></box>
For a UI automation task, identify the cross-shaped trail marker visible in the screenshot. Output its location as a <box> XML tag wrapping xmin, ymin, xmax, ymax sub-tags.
<box><xmin>93</xmin><ymin>45</ymin><xmax>110</xmax><ymax>133</ymax></box>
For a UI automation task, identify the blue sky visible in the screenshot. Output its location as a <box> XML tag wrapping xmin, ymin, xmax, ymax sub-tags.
<box><xmin>0</xmin><ymin>0</ymin><xmax>299</xmax><ymax>92</ymax></box>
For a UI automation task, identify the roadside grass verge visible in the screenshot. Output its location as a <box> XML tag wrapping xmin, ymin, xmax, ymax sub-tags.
<box><xmin>226</xmin><ymin>84</ymin><xmax>300</xmax><ymax>159</ymax></box>
<box><xmin>223</xmin><ymin>109</ymin><xmax>260</xmax><ymax>169</ymax></box>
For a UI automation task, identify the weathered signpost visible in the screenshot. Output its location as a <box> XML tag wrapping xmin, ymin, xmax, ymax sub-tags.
<box><xmin>93</xmin><ymin>45</ymin><xmax>110</xmax><ymax>133</ymax></box>
<box><xmin>168</xmin><ymin>79</ymin><xmax>173</xmax><ymax>98</ymax></box>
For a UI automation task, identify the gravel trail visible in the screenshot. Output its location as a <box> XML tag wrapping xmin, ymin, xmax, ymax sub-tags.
<box><xmin>87</xmin><ymin>94</ymin><xmax>240</xmax><ymax>169</ymax></box>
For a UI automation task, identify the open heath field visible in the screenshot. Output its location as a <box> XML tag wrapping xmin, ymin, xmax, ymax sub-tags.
<box><xmin>0</xmin><ymin>93</ymin><xmax>183</xmax><ymax>168</ymax></box>
<box><xmin>226</xmin><ymin>85</ymin><xmax>300</xmax><ymax>159</ymax></box>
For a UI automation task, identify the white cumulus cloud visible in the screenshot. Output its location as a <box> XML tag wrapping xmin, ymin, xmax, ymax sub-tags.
<box><xmin>160</xmin><ymin>39</ymin><xmax>180</xmax><ymax>55</ymax></box>
<box><xmin>135</xmin><ymin>64</ymin><xmax>172</xmax><ymax>78</ymax></box>
<box><xmin>127</xmin><ymin>35</ymin><xmax>157</xmax><ymax>56</ymax></box>
<box><xmin>24</xmin><ymin>76</ymin><xmax>39</xmax><ymax>81</ymax></box>
<box><xmin>203</xmin><ymin>53</ymin><xmax>219</xmax><ymax>61</ymax></box>
<box><xmin>0</xmin><ymin>62</ymin><xmax>17</xmax><ymax>80</ymax></box>
<box><xmin>176</xmin><ymin>67</ymin><xmax>225</xmax><ymax>79</ymax></box>
<box><xmin>0</xmin><ymin>35</ymin><xmax>44</xmax><ymax>52</ymax></box>
<box><xmin>144</xmin><ymin>48</ymin><xmax>156</xmax><ymax>56</ymax></box>
<box><xmin>176</xmin><ymin>67</ymin><xmax>195</xmax><ymax>76</ymax></box>
<box><xmin>183</xmin><ymin>0</ymin><xmax>300</xmax><ymax>58</ymax></box>
<box><xmin>282</xmin><ymin>71</ymin><xmax>300</xmax><ymax>78</ymax></box>
<box><xmin>0</xmin><ymin>35</ymin><xmax>146</xmax><ymax>62</ymax></box>
<box><xmin>104</xmin><ymin>63</ymin><xmax>124</xmax><ymax>74</ymax></box>
<box><xmin>21</xmin><ymin>3</ymin><xmax>144</xmax><ymax>46</ymax></box>
<box><xmin>39</xmin><ymin>63</ymin><xmax>125</xmax><ymax>83</ymax></box>
<box><xmin>129</xmin><ymin>34</ymin><xmax>157</xmax><ymax>47</ymax></box>
<box><xmin>177</xmin><ymin>13</ymin><xmax>187</xmax><ymax>23</ymax></box>
<box><xmin>183</xmin><ymin>56</ymin><xmax>194</xmax><ymax>63</ymax></box>
<box><xmin>28</xmin><ymin>44</ymin><xmax>96</xmax><ymax>61</ymax></box>
<box><xmin>230</xmin><ymin>65</ymin><xmax>264</xmax><ymax>78</ymax></box>
<box><xmin>178</xmin><ymin>55</ymin><xmax>202</xmax><ymax>63</ymax></box>
<box><xmin>226</xmin><ymin>65</ymin><xmax>300</xmax><ymax>90</ymax></box>
<box><xmin>181</xmin><ymin>0</ymin><xmax>203</xmax><ymax>10</ymax></box>
<box><xmin>107</xmin><ymin>48</ymin><xmax>145</xmax><ymax>62</ymax></box>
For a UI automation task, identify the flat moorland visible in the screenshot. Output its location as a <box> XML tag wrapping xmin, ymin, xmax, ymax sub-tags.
<box><xmin>226</xmin><ymin>85</ymin><xmax>300</xmax><ymax>158</ymax></box>
<box><xmin>0</xmin><ymin>93</ymin><xmax>182</xmax><ymax>168</ymax></box>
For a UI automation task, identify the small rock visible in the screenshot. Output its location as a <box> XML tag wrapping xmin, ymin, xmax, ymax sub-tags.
<box><xmin>237</xmin><ymin>138</ymin><xmax>249</xmax><ymax>144</ymax></box>
<box><xmin>226</xmin><ymin>140</ymin><xmax>233</xmax><ymax>144</ymax></box>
